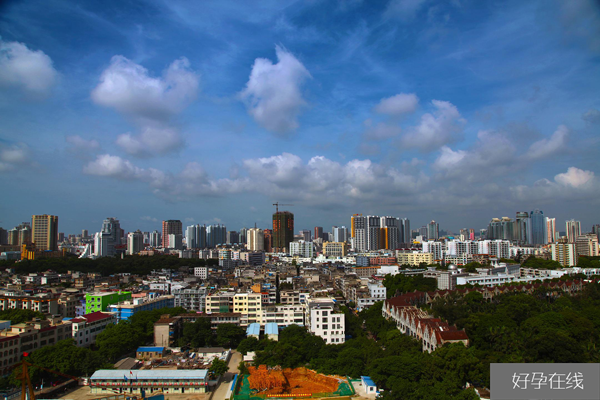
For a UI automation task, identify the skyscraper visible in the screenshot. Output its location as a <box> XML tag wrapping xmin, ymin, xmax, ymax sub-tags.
<box><xmin>149</xmin><ymin>230</ymin><xmax>161</xmax><ymax>247</ymax></box>
<box><xmin>247</xmin><ymin>228</ymin><xmax>264</xmax><ymax>251</ymax></box>
<box><xmin>227</xmin><ymin>231</ymin><xmax>239</xmax><ymax>244</ymax></box>
<box><xmin>401</xmin><ymin>218</ymin><xmax>411</xmax><ymax>245</ymax></box>
<box><xmin>95</xmin><ymin>217</ymin><xmax>122</xmax><ymax>257</ymax></box>
<box><xmin>299</xmin><ymin>229</ymin><xmax>312</xmax><ymax>242</ymax></box>
<box><xmin>366</xmin><ymin>216</ymin><xmax>380</xmax><ymax>250</ymax></box>
<box><xmin>566</xmin><ymin>219</ymin><xmax>581</xmax><ymax>243</ymax></box>
<box><xmin>530</xmin><ymin>210</ymin><xmax>546</xmax><ymax>245</ymax></box>
<box><xmin>263</xmin><ymin>229</ymin><xmax>273</xmax><ymax>252</ymax></box>
<box><xmin>127</xmin><ymin>230</ymin><xmax>144</xmax><ymax>255</ymax></box>
<box><xmin>546</xmin><ymin>217</ymin><xmax>556</xmax><ymax>244</ymax></box>
<box><xmin>352</xmin><ymin>215</ymin><xmax>366</xmax><ymax>251</ymax></box>
<box><xmin>332</xmin><ymin>226</ymin><xmax>347</xmax><ymax>243</ymax></box>
<box><xmin>427</xmin><ymin>220</ymin><xmax>439</xmax><ymax>241</ymax></box>
<box><xmin>273</xmin><ymin>211</ymin><xmax>294</xmax><ymax>253</ymax></box>
<box><xmin>186</xmin><ymin>225</ymin><xmax>197</xmax><ymax>249</ymax></box>
<box><xmin>31</xmin><ymin>215</ymin><xmax>58</xmax><ymax>251</ymax></box>
<box><xmin>314</xmin><ymin>227</ymin><xmax>323</xmax><ymax>241</ymax></box>
<box><xmin>206</xmin><ymin>224</ymin><xmax>226</xmax><ymax>247</ymax></box>
<box><xmin>162</xmin><ymin>220</ymin><xmax>182</xmax><ymax>248</ymax></box>
<box><xmin>515</xmin><ymin>212</ymin><xmax>530</xmax><ymax>244</ymax></box>
<box><xmin>380</xmin><ymin>217</ymin><xmax>400</xmax><ymax>250</ymax></box>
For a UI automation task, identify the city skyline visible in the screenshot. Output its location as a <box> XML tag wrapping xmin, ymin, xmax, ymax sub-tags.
<box><xmin>1</xmin><ymin>1</ymin><xmax>599</xmax><ymax>234</ymax></box>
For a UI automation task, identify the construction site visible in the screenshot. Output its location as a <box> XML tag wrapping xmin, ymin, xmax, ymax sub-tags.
<box><xmin>233</xmin><ymin>366</ymin><xmax>354</xmax><ymax>399</ymax></box>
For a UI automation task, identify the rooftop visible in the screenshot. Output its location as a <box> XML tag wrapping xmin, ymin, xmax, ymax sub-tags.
<box><xmin>91</xmin><ymin>369</ymin><xmax>208</xmax><ymax>380</ymax></box>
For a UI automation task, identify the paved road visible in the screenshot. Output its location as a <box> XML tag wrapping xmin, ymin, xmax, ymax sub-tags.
<box><xmin>212</xmin><ymin>351</ymin><xmax>243</xmax><ymax>400</ymax></box>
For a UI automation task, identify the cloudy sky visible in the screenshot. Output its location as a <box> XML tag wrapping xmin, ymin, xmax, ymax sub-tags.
<box><xmin>1</xmin><ymin>0</ymin><xmax>599</xmax><ymax>235</ymax></box>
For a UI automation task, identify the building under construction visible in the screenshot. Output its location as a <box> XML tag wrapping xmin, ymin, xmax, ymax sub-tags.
<box><xmin>272</xmin><ymin>211</ymin><xmax>294</xmax><ymax>253</ymax></box>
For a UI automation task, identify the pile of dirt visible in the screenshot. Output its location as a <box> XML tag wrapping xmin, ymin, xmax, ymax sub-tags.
<box><xmin>247</xmin><ymin>365</ymin><xmax>342</xmax><ymax>395</ymax></box>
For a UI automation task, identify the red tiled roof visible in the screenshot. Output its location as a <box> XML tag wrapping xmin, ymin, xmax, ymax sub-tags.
<box><xmin>80</xmin><ymin>311</ymin><xmax>113</xmax><ymax>323</ymax></box>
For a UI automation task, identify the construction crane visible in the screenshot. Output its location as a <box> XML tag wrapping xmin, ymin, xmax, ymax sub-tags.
<box><xmin>272</xmin><ymin>202</ymin><xmax>294</xmax><ymax>213</ymax></box>
<box><xmin>17</xmin><ymin>360</ymin><xmax>79</xmax><ymax>400</ymax></box>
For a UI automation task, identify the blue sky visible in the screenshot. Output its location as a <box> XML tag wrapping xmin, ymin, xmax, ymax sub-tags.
<box><xmin>0</xmin><ymin>0</ymin><xmax>599</xmax><ymax>235</ymax></box>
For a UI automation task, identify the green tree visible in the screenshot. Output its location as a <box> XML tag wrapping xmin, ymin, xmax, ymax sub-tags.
<box><xmin>208</xmin><ymin>358</ymin><xmax>229</xmax><ymax>377</ymax></box>
<box><xmin>216</xmin><ymin>324</ymin><xmax>246</xmax><ymax>348</ymax></box>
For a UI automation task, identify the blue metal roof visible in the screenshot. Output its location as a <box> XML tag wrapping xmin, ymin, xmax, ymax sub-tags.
<box><xmin>91</xmin><ymin>370</ymin><xmax>208</xmax><ymax>380</ymax></box>
<box><xmin>361</xmin><ymin>376</ymin><xmax>376</xmax><ymax>387</ymax></box>
<box><xmin>265</xmin><ymin>323</ymin><xmax>278</xmax><ymax>335</ymax></box>
<box><xmin>246</xmin><ymin>323</ymin><xmax>260</xmax><ymax>336</ymax></box>
<box><xmin>137</xmin><ymin>347</ymin><xmax>165</xmax><ymax>353</ymax></box>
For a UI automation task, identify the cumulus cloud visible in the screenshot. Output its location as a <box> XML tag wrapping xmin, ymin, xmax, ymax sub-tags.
<box><xmin>116</xmin><ymin>124</ymin><xmax>183</xmax><ymax>156</ymax></box>
<box><xmin>0</xmin><ymin>143</ymin><xmax>30</xmax><ymax>172</ymax></box>
<box><xmin>401</xmin><ymin>100</ymin><xmax>466</xmax><ymax>152</ymax></box>
<box><xmin>511</xmin><ymin>166</ymin><xmax>597</xmax><ymax>202</ymax></box>
<box><xmin>432</xmin><ymin>130</ymin><xmax>517</xmax><ymax>182</ymax></box>
<box><xmin>363</xmin><ymin>120</ymin><xmax>402</xmax><ymax>140</ymax></box>
<box><xmin>384</xmin><ymin>0</ymin><xmax>428</xmax><ymax>20</ymax></box>
<box><xmin>66</xmin><ymin>135</ymin><xmax>100</xmax><ymax>153</ymax></box>
<box><xmin>374</xmin><ymin>93</ymin><xmax>419</xmax><ymax>116</ymax></box>
<box><xmin>555</xmin><ymin>167</ymin><xmax>595</xmax><ymax>188</ymax></box>
<box><xmin>0</xmin><ymin>40</ymin><xmax>58</xmax><ymax>98</ymax></box>
<box><xmin>91</xmin><ymin>55</ymin><xmax>199</xmax><ymax>121</ymax></box>
<box><xmin>83</xmin><ymin>154</ymin><xmax>145</xmax><ymax>179</ymax></box>
<box><xmin>526</xmin><ymin>125</ymin><xmax>569</xmax><ymax>159</ymax></box>
<box><xmin>239</xmin><ymin>45</ymin><xmax>311</xmax><ymax>135</ymax></box>
<box><xmin>140</xmin><ymin>216</ymin><xmax>158</xmax><ymax>222</ymax></box>
<box><xmin>582</xmin><ymin>108</ymin><xmax>600</xmax><ymax>124</ymax></box>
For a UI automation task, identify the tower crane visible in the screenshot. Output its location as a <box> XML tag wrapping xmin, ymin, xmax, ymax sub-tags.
<box><xmin>272</xmin><ymin>202</ymin><xmax>294</xmax><ymax>213</ymax></box>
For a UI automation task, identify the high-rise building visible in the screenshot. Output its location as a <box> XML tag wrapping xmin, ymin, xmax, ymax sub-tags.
<box><xmin>207</xmin><ymin>224</ymin><xmax>226</xmax><ymax>248</ymax></box>
<box><xmin>352</xmin><ymin>214</ymin><xmax>366</xmax><ymax>251</ymax></box>
<box><xmin>469</xmin><ymin>228</ymin><xmax>475</xmax><ymax>241</ymax></box>
<box><xmin>332</xmin><ymin>226</ymin><xmax>347</xmax><ymax>243</ymax></box>
<box><xmin>19</xmin><ymin>224</ymin><xmax>31</xmax><ymax>246</ymax></box>
<box><xmin>514</xmin><ymin>212</ymin><xmax>531</xmax><ymax>244</ymax></box>
<box><xmin>401</xmin><ymin>218</ymin><xmax>411</xmax><ymax>245</ymax></box>
<box><xmin>273</xmin><ymin>211</ymin><xmax>294</xmax><ymax>253</ymax></box>
<box><xmin>82</xmin><ymin>229</ymin><xmax>89</xmax><ymax>239</ymax></box>
<box><xmin>0</xmin><ymin>227</ymin><xmax>7</xmax><ymax>245</ymax></box>
<box><xmin>8</xmin><ymin>228</ymin><xmax>18</xmax><ymax>246</ymax></box>
<box><xmin>546</xmin><ymin>218</ymin><xmax>556</xmax><ymax>244</ymax></box>
<box><xmin>552</xmin><ymin>237</ymin><xmax>577</xmax><ymax>267</ymax></box>
<box><xmin>427</xmin><ymin>220</ymin><xmax>439</xmax><ymax>241</ymax></box>
<box><xmin>366</xmin><ymin>216</ymin><xmax>380</xmax><ymax>251</ymax></box>
<box><xmin>263</xmin><ymin>229</ymin><xmax>273</xmax><ymax>253</ymax></box>
<box><xmin>94</xmin><ymin>217</ymin><xmax>123</xmax><ymax>257</ymax></box>
<box><xmin>299</xmin><ymin>230</ymin><xmax>312</xmax><ymax>242</ymax></box>
<box><xmin>226</xmin><ymin>231</ymin><xmax>239</xmax><ymax>245</ymax></box>
<box><xmin>380</xmin><ymin>217</ymin><xmax>400</xmax><ymax>250</ymax></box>
<box><xmin>593</xmin><ymin>224</ymin><xmax>600</xmax><ymax>241</ymax></box>
<box><xmin>419</xmin><ymin>226</ymin><xmax>428</xmax><ymax>239</ymax></box>
<box><xmin>566</xmin><ymin>220</ymin><xmax>581</xmax><ymax>243</ymax></box>
<box><xmin>487</xmin><ymin>217</ymin><xmax>513</xmax><ymax>241</ymax></box>
<box><xmin>168</xmin><ymin>234</ymin><xmax>183</xmax><ymax>250</ymax></box>
<box><xmin>186</xmin><ymin>225</ymin><xmax>197</xmax><ymax>249</ymax></box>
<box><xmin>239</xmin><ymin>228</ymin><xmax>248</xmax><ymax>246</ymax></box>
<box><xmin>247</xmin><ymin>228</ymin><xmax>264</xmax><ymax>251</ymax></box>
<box><xmin>149</xmin><ymin>230</ymin><xmax>161</xmax><ymax>247</ymax></box>
<box><xmin>314</xmin><ymin>227</ymin><xmax>323</xmax><ymax>241</ymax></box>
<box><xmin>31</xmin><ymin>215</ymin><xmax>58</xmax><ymax>251</ymax></box>
<box><xmin>576</xmin><ymin>234</ymin><xmax>599</xmax><ymax>257</ymax></box>
<box><xmin>289</xmin><ymin>240</ymin><xmax>314</xmax><ymax>258</ymax></box>
<box><xmin>127</xmin><ymin>230</ymin><xmax>144</xmax><ymax>255</ymax></box>
<box><xmin>530</xmin><ymin>210</ymin><xmax>546</xmax><ymax>245</ymax></box>
<box><xmin>162</xmin><ymin>220</ymin><xmax>182</xmax><ymax>248</ymax></box>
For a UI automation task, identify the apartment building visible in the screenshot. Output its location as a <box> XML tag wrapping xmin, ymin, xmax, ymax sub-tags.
<box><xmin>304</xmin><ymin>297</ymin><xmax>345</xmax><ymax>344</ymax></box>
<box><xmin>172</xmin><ymin>287</ymin><xmax>207</xmax><ymax>312</ymax></box>
<box><xmin>0</xmin><ymin>294</ymin><xmax>59</xmax><ymax>314</ymax></box>
<box><xmin>205</xmin><ymin>291</ymin><xmax>235</xmax><ymax>313</ymax></box>
<box><xmin>70</xmin><ymin>311</ymin><xmax>116</xmax><ymax>347</ymax></box>
<box><xmin>108</xmin><ymin>294</ymin><xmax>175</xmax><ymax>322</ymax></box>
<box><xmin>233</xmin><ymin>293</ymin><xmax>263</xmax><ymax>326</ymax></box>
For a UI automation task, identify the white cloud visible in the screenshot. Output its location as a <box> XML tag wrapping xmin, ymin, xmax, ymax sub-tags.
<box><xmin>526</xmin><ymin>125</ymin><xmax>569</xmax><ymax>159</ymax></box>
<box><xmin>66</xmin><ymin>135</ymin><xmax>100</xmax><ymax>152</ymax></box>
<box><xmin>363</xmin><ymin>120</ymin><xmax>402</xmax><ymax>140</ymax></box>
<box><xmin>582</xmin><ymin>108</ymin><xmax>600</xmax><ymax>124</ymax></box>
<box><xmin>433</xmin><ymin>146</ymin><xmax>466</xmax><ymax>170</ymax></box>
<box><xmin>374</xmin><ymin>93</ymin><xmax>419</xmax><ymax>116</ymax></box>
<box><xmin>511</xmin><ymin>167</ymin><xmax>598</xmax><ymax>202</ymax></box>
<box><xmin>83</xmin><ymin>154</ymin><xmax>145</xmax><ymax>179</ymax></box>
<box><xmin>0</xmin><ymin>143</ymin><xmax>30</xmax><ymax>172</ymax></box>
<box><xmin>239</xmin><ymin>45</ymin><xmax>311</xmax><ymax>135</ymax></box>
<box><xmin>116</xmin><ymin>124</ymin><xmax>183</xmax><ymax>156</ymax></box>
<box><xmin>401</xmin><ymin>100</ymin><xmax>465</xmax><ymax>152</ymax></box>
<box><xmin>554</xmin><ymin>167</ymin><xmax>594</xmax><ymax>188</ymax></box>
<box><xmin>384</xmin><ymin>0</ymin><xmax>428</xmax><ymax>20</ymax></box>
<box><xmin>91</xmin><ymin>56</ymin><xmax>199</xmax><ymax>121</ymax></box>
<box><xmin>141</xmin><ymin>216</ymin><xmax>158</xmax><ymax>222</ymax></box>
<box><xmin>0</xmin><ymin>40</ymin><xmax>58</xmax><ymax>98</ymax></box>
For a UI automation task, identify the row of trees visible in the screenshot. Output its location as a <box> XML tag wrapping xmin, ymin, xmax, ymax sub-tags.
<box><xmin>177</xmin><ymin>318</ymin><xmax>246</xmax><ymax>349</ymax></box>
<box><xmin>382</xmin><ymin>273</ymin><xmax>437</xmax><ymax>298</ymax></box>
<box><xmin>0</xmin><ymin>255</ymin><xmax>218</xmax><ymax>275</ymax></box>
